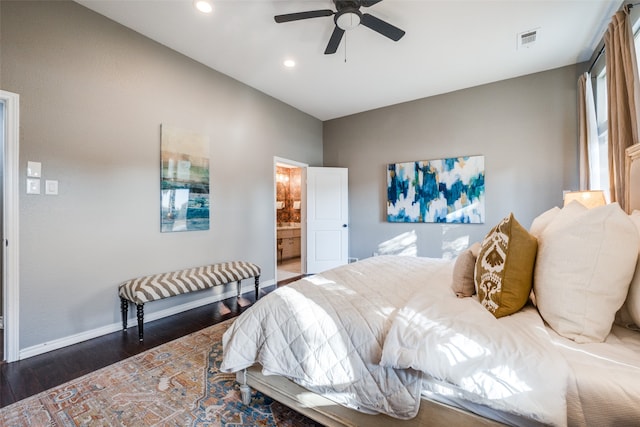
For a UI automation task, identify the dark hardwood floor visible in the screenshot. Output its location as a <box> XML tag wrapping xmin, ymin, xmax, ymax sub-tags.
<box><xmin>0</xmin><ymin>281</ymin><xmax>299</xmax><ymax>409</ymax></box>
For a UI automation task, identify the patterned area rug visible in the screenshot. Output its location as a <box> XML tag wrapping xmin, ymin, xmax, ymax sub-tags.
<box><xmin>0</xmin><ymin>319</ymin><xmax>322</xmax><ymax>426</ymax></box>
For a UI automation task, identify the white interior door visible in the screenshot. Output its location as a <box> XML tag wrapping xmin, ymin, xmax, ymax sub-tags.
<box><xmin>306</xmin><ymin>167</ymin><xmax>348</xmax><ymax>274</ymax></box>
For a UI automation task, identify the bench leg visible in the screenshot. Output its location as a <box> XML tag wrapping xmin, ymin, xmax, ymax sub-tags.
<box><xmin>236</xmin><ymin>280</ymin><xmax>242</xmax><ymax>298</ymax></box>
<box><xmin>255</xmin><ymin>276</ymin><xmax>260</xmax><ymax>300</ymax></box>
<box><xmin>136</xmin><ymin>303</ymin><xmax>144</xmax><ymax>342</ymax></box>
<box><xmin>120</xmin><ymin>298</ymin><xmax>128</xmax><ymax>331</ymax></box>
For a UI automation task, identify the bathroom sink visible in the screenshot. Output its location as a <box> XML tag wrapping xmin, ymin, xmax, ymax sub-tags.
<box><xmin>277</xmin><ymin>223</ymin><xmax>301</xmax><ymax>230</ymax></box>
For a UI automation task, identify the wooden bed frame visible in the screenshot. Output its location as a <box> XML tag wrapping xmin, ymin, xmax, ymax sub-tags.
<box><xmin>625</xmin><ymin>143</ymin><xmax>640</xmax><ymax>213</ymax></box>
<box><xmin>241</xmin><ymin>146</ymin><xmax>640</xmax><ymax>426</ymax></box>
<box><xmin>244</xmin><ymin>366</ymin><xmax>504</xmax><ymax>426</ymax></box>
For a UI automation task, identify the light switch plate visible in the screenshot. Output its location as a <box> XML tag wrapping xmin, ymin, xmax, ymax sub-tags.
<box><xmin>27</xmin><ymin>178</ymin><xmax>40</xmax><ymax>194</ymax></box>
<box><xmin>27</xmin><ymin>161</ymin><xmax>42</xmax><ymax>178</ymax></box>
<box><xmin>45</xmin><ymin>180</ymin><xmax>58</xmax><ymax>195</ymax></box>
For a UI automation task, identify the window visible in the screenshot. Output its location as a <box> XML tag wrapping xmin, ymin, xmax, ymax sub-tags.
<box><xmin>588</xmin><ymin>5</ymin><xmax>640</xmax><ymax>203</ymax></box>
<box><xmin>594</xmin><ymin>67</ymin><xmax>610</xmax><ymax>201</ymax></box>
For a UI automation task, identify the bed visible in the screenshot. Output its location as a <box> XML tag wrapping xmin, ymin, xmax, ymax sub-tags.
<box><xmin>220</xmin><ymin>146</ymin><xmax>640</xmax><ymax>427</ymax></box>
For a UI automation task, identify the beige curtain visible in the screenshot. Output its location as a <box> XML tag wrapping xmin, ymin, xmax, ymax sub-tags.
<box><xmin>605</xmin><ymin>7</ymin><xmax>640</xmax><ymax>210</ymax></box>
<box><xmin>578</xmin><ymin>73</ymin><xmax>600</xmax><ymax>190</ymax></box>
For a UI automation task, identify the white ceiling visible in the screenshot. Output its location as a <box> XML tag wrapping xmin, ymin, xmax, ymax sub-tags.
<box><xmin>76</xmin><ymin>0</ymin><xmax>621</xmax><ymax>121</ymax></box>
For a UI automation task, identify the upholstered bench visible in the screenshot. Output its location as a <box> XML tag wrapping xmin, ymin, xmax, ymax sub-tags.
<box><xmin>119</xmin><ymin>261</ymin><xmax>261</xmax><ymax>341</ymax></box>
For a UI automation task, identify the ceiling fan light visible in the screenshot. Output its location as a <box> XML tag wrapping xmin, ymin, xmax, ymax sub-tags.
<box><xmin>336</xmin><ymin>11</ymin><xmax>361</xmax><ymax>30</ymax></box>
<box><xmin>194</xmin><ymin>0</ymin><xmax>213</xmax><ymax>14</ymax></box>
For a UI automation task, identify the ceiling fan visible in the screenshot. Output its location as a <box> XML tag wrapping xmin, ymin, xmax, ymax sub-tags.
<box><xmin>274</xmin><ymin>0</ymin><xmax>406</xmax><ymax>55</ymax></box>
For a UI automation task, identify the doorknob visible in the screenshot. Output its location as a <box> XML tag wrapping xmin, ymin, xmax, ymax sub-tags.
<box><xmin>342</xmin><ymin>224</ymin><xmax>348</xmax><ymax>228</ymax></box>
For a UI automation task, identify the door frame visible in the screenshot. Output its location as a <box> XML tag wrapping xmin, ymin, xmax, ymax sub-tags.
<box><xmin>273</xmin><ymin>157</ymin><xmax>308</xmax><ymax>282</ymax></box>
<box><xmin>1</xmin><ymin>90</ymin><xmax>20</xmax><ymax>362</ymax></box>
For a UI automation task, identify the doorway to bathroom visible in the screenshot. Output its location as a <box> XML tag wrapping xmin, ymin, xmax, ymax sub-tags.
<box><xmin>275</xmin><ymin>159</ymin><xmax>305</xmax><ymax>284</ymax></box>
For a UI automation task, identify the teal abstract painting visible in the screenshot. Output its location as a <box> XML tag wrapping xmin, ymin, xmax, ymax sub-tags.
<box><xmin>161</xmin><ymin>125</ymin><xmax>210</xmax><ymax>232</ymax></box>
<box><xmin>387</xmin><ymin>155</ymin><xmax>485</xmax><ymax>223</ymax></box>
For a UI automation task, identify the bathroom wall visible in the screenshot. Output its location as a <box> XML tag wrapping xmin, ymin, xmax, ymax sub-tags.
<box><xmin>276</xmin><ymin>166</ymin><xmax>302</xmax><ymax>224</ymax></box>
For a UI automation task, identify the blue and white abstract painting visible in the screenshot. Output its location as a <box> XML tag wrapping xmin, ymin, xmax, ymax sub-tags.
<box><xmin>387</xmin><ymin>155</ymin><xmax>485</xmax><ymax>223</ymax></box>
<box><xmin>161</xmin><ymin>125</ymin><xmax>210</xmax><ymax>232</ymax></box>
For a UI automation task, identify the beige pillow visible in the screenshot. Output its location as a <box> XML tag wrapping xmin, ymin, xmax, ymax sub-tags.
<box><xmin>529</xmin><ymin>206</ymin><xmax>560</xmax><ymax>239</ymax></box>
<box><xmin>528</xmin><ymin>205</ymin><xmax>567</xmax><ymax>307</ymax></box>
<box><xmin>451</xmin><ymin>242</ymin><xmax>481</xmax><ymax>298</ymax></box>
<box><xmin>534</xmin><ymin>202</ymin><xmax>639</xmax><ymax>343</ymax></box>
<box><xmin>475</xmin><ymin>213</ymin><xmax>538</xmax><ymax>318</ymax></box>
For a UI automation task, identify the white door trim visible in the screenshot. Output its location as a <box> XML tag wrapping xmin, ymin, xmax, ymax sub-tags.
<box><xmin>1</xmin><ymin>90</ymin><xmax>20</xmax><ymax>362</ymax></box>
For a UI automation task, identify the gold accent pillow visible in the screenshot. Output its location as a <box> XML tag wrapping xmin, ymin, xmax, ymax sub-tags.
<box><xmin>475</xmin><ymin>213</ymin><xmax>538</xmax><ymax>318</ymax></box>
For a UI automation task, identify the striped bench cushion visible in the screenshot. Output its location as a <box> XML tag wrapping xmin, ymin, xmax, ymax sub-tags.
<box><xmin>119</xmin><ymin>261</ymin><xmax>261</xmax><ymax>305</ymax></box>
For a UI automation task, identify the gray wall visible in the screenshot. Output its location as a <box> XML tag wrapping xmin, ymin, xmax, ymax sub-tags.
<box><xmin>0</xmin><ymin>1</ymin><xmax>323</xmax><ymax>350</ymax></box>
<box><xmin>1</xmin><ymin>0</ymin><xmax>582</xmax><ymax>353</ymax></box>
<box><xmin>324</xmin><ymin>65</ymin><xmax>580</xmax><ymax>261</ymax></box>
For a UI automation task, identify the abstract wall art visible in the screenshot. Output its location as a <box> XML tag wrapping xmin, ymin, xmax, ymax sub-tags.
<box><xmin>387</xmin><ymin>155</ymin><xmax>485</xmax><ymax>223</ymax></box>
<box><xmin>161</xmin><ymin>125</ymin><xmax>210</xmax><ymax>232</ymax></box>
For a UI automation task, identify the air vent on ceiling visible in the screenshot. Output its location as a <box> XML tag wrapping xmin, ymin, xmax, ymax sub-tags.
<box><xmin>517</xmin><ymin>29</ymin><xmax>539</xmax><ymax>49</ymax></box>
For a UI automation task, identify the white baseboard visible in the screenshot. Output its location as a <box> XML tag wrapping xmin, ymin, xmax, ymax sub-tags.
<box><xmin>18</xmin><ymin>279</ymin><xmax>274</xmax><ymax>360</ymax></box>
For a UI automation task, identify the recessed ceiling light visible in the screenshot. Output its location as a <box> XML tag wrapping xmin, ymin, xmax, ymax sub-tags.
<box><xmin>283</xmin><ymin>59</ymin><xmax>296</xmax><ymax>68</ymax></box>
<box><xmin>194</xmin><ymin>0</ymin><xmax>213</xmax><ymax>14</ymax></box>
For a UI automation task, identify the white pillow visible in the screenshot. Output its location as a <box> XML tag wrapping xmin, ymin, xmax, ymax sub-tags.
<box><xmin>529</xmin><ymin>206</ymin><xmax>560</xmax><ymax>239</ymax></box>
<box><xmin>529</xmin><ymin>205</ymin><xmax>573</xmax><ymax>308</ymax></box>
<box><xmin>620</xmin><ymin>211</ymin><xmax>640</xmax><ymax>327</ymax></box>
<box><xmin>534</xmin><ymin>202</ymin><xmax>639</xmax><ymax>343</ymax></box>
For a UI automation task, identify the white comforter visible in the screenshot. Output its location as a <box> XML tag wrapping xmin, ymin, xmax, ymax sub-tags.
<box><xmin>221</xmin><ymin>255</ymin><xmax>570</xmax><ymax>424</ymax></box>
<box><xmin>221</xmin><ymin>255</ymin><xmax>451</xmax><ymax>419</ymax></box>
<box><xmin>380</xmin><ymin>271</ymin><xmax>570</xmax><ymax>426</ymax></box>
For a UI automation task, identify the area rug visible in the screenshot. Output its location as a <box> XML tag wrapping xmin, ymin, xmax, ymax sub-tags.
<box><xmin>0</xmin><ymin>319</ymin><xmax>322</xmax><ymax>426</ymax></box>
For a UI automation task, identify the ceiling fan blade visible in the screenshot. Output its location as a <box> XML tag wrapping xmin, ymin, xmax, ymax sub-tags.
<box><xmin>325</xmin><ymin>26</ymin><xmax>345</xmax><ymax>54</ymax></box>
<box><xmin>274</xmin><ymin>10</ymin><xmax>334</xmax><ymax>23</ymax></box>
<box><xmin>361</xmin><ymin>0</ymin><xmax>384</xmax><ymax>7</ymax></box>
<box><xmin>360</xmin><ymin>13</ymin><xmax>405</xmax><ymax>41</ymax></box>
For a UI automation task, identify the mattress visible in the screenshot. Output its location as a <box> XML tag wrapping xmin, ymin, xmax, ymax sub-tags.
<box><xmin>420</xmin><ymin>383</ymin><xmax>548</xmax><ymax>427</ymax></box>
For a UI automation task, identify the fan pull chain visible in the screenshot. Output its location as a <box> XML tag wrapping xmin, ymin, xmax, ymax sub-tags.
<box><xmin>344</xmin><ymin>32</ymin><xmax>348</xmax><ymax>63</ymax></box>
